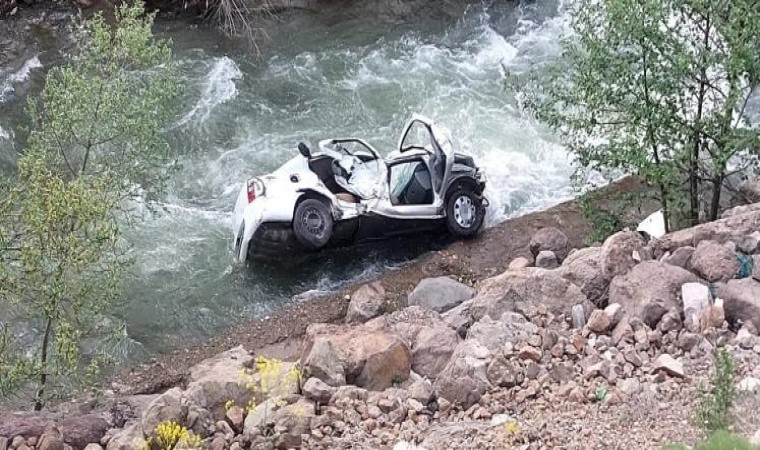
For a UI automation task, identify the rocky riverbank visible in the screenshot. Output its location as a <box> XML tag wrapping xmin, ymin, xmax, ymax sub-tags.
<box><xmin>4</xmin><ymin>190</ymin><xmax>760</xmax><ymax>449</ymax></box>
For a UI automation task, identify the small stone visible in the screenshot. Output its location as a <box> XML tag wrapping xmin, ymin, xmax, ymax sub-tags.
<box><xmin>584</xmin><ymin>360</ymin><xmax>611</xmax><ymax>379</ymax></box>
<box><xmin>528</xmin><ymin>334</ymin><xmax>542</xmax><ymax>348</ymax></box>
<box><xmin>623</xmin><ymin>350</ymin><xmax>643</xmax><ymax>368</ymax></box>
<box><xmin>586</xmin><ymin>310</ymin><xmax>612</xmax><ymax>333</ymax></box>
<box><xmin>11</xmin><ymin>437</ymin><xmax>24</xmax><ymax>449</ymax></box>
<box><xmin>437</xmin><ymin>397</ymin><xmax>452</xmax><ymax>413</ymax></box>
<box><xmin>612</xmin><ymin>317</ymin><xmax>634</xmax><ymax>346</ymax></box>
<box><xmin>536</xmin><ymin>250</ymin><xmax>559</xmax><ymax>269</ymax></box>
<box><xmin>658</xmin><ymin>310</ymin><xmax>682</xmax><ymax>334</ymax></box>
<box><xmin>302</xmin><ymin>377</ymin><xmax>337</xmax><ymax>404</ymax></box>
<box><xmin>618</xmin><ymin>378</ymin><xmax>641</xmax><ymax>396</ymax></box>
<box><xmin>572</xmin><ymin>304</ymin><xmax>587</xmax><ymax>329</ymax></box>
<box><xmin>604</xmin><ymin>303</ymin><xmax>625</xmax><ymax>326</ymax></box>
<box><xmin>652</xmin><ymin>354</ymin><xmax>685</xmax><ymax>378</ymax></box>
<box><xmin>678</xmin><ymin>332</ymin><xmax>700</xmax><ymax>352</ymax></box>
<box><xmin>518</xmin><ymin>345</ymin><xmax>542</xmax><ymax>362</ymax></box>
<box><xmin>700</xmin><ymin>304</ymin><xmax>725</xmax><ymax>331</ymax></box>
<box><xmin>738</xmin><ymin>377</ymin><xmax>760</xmax><ymax>393</ymax></box>
<box><xmin>509</xmin><ymin>257</ymin><xmax>532</xmax><ymax>270</ymax></box>
<box><xmin>737</xmin><ymin>326</ymin><xmax>757</xmax><ymax>349</ymax></box>
<box><xmin>542</xmin><ymin>330</ymin><xmax>559</xmax><ymax>350</ymax></box>
<box><xmin>225</xmin><ymin>405</ymin><xmax>245</xmax><ymax>433</ymax></box>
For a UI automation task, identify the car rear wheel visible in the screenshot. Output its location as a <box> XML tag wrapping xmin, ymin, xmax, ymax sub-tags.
<box><xmin>445</xmin><ymin>188</ymin><xmax>485</xmax><ymax>238</ymax></box>
<box><xmin>293</xmin><ymin>198</ymin><xmax>333</xmax><ymax>250</ymax></box>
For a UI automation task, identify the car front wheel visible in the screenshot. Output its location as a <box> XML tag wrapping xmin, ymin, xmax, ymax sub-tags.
<box><xmin>445</xmin><ymin>188</ymin><xmax>485</xmax><ymax>238</ymax></box>
<box><xmin>293</xmin><ymin>198</ymin><xmax>334</xmax><ymax>250</ymax></box>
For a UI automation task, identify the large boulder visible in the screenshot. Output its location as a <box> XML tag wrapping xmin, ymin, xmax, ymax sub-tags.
<box><xmin>465</xmin><ymin>313</ymin><xmax>537</xmax><ymax>354</ymax></box>
<box><xmin>655</xmin><ymin>205</ymin><xmax>760</xmax><ymax>254</ymax></box>
<box><xmin>300</xmin><ymin>323</ymin><xmax>412</xmax><ymax>391</ymax></box>
<box><xmin>718</xmin><ymin>279</ymin><xmax>760</xmax><ymax>330</ymax></box>
<box><xmin>0</xmin><ymin>414</ymin><xmax>108</xmax><ymax>450</ymax></box>
<box><xmin>529</xmin><ymin>227</ymin><xmax>569</xmax><ymax>262</ymax></box>
<box><xmin>379</xmin><ymin>307</ymin><xmax>459</xmax><ymax>381</ymax></box>
<box><xmin>662</xmin><ymin>246</ymin><xmax>695</xmax><ymax>269</ymax></box>
<box><xmin>345</xmin><ymin>281</ymin><xmax>386</xmax><ymax>324</ymax></box>
<box><xmin>601</xmin><ymin>231</ymin><xmax>650</xmax><ymax>278</ymax></box>
<box><xmin>560</xmin><ymin>246</ymin><xmax>608</xmax><ymax>306</ymax></box>
<box><xmin>609</xmin><ymin>261</ymin><xmax>700</xmax><ymax>328</ymax></box>
<box><xmin>140</xmin><ymin>387</ymin><xmax>187</xmax><ymax>437</ymax></box>
<box><xmin>433</xmin><ymin>340</ymin><xmax>491</xmax><ymax>409</ymax></box>
<box><xmin>690</xmin><ymin>240</ymin><xmax>739</xmax><ymax>282</ymax></box>
<box><xmin>183</xmin><ymin>346</ymin><xmax>255</xmax><ymax>418</ymax></box>
<box><xmin>470</xmin><ymin>268</ymin><xmax>592</xmax><ymax>321</ymax></box>
<box><xmin>407</xmin><ymin>277</ymin><xmax>474</xmax><ymax>313</ymax></box>
<box><xmin>682</xmin><ymin>283</ymin><xmax>711</xmax><ymax>330</ymax></box>
<box><xmin>273</xmin><ymin>398</ymin><xmax>316</xmax><ymax>449</ymax></box>
<box><xmin>105</xmin><ymin>423</ymin><xmax>143</xmax><ymax>450</ymax></box>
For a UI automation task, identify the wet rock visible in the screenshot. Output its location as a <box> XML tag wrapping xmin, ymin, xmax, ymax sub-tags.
<box><xmin>682</xmin><ymin>283</ymin><xmax>710</xmax><ymax>330</ymax></box>
<box><xmin>609</xmin><ymin>261</ymin><xmax>699</xmax><ymax>328</ymax></box>
<box><xmin>560</xmin><ymin>246</ymin><xmax>608</xmax><ymax>306</ymax></box>
<box><xmin>184</xmin><ymin>346</ymin><xmax>256</xmax><ymax>418</ymax></box>
<box><xmin>471</xmin><ymin>268</ymin><xmax>592</xmax><ymax>321</ymax></box>
<box><xmin>346</xmin><ymin>281</ymin><xmax>386</xmax><ymax>323</ymax></box>
<box><xmin>530</xmin><ymin>227</ymin><xmax>569</xmax><ymax>262</ymax></box>
<box><xmin>691</xmin><ymin>240</ymin><xmax>740</xmax><ymax>282</ymax></box>
<box><xmin>433</xmin><ymin>341</ymin><xmax>491</xmax><ymax>409</ymax></box>
<box><xmin>301</xmin><ymin>377</ymin><xmax>336</xmax><ymax>404</ymax></box>
<box><xmin>601</xmin><ymin>231</ymin><xmax>650</xmax><ymax>278</ymax></box>
<box><xmin>586</xmin><ymin>309</ymin><xmax>611</xmax><ymax>333</ymax></box>
<box><xmin>662</xmin><ymin>246</ymin><xmax>695</xmax><ymax>269</ymax></box>
<box><xmin>652</xmin><ymin>354</ymin><xmax>684</xmax><ymax>378</ymax></box>
<box><xmin>535</xmin><ymin>250</ymin><xmax>559</xmax><ymax>269</ymax></box>
<box><xmin>407</xmin><ymin>277</ymin><xmax>474</xmax><ymax>313</ymax></box>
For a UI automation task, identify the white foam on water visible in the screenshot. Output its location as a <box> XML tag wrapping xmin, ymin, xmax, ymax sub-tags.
<box><xmin>176</xmin><ymin>56</ymin><xmax>243</xmax><ymax>126</ymax></box>
<box><xmin>0</xmin><ymin>56</ymin><xmax>42</xmax><ymax>103</ymax></box>
<box><xmin>0</xmin><ymin>125</ymin><xmax>10</xmax><ymax>140</ymax></box>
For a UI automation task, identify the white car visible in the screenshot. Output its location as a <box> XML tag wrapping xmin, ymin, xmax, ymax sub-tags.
<box><xmin>232</xmin><ymin>114</ymin><xmax>488</xmax><ymax>262</ymax></box>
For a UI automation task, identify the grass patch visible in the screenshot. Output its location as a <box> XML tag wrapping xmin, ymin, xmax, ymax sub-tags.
<box><xmin>663</xmin><ymin>430</ymin><xmax>757</xmax><ymax>450</ymax></box>
<box><xmin>696</xmin><ymin>349</ymin><xmax>737</xmax><ymax>433</ymax></box>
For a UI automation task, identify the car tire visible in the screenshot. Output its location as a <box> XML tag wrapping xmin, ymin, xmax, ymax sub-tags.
<box><xmin>293</xmin><ymin>198</ymin><xmax>334</xmax><ymax>250</ymax></box>
<box><xmin>445</xmin><ymin>188</ymin><xmax>485</xmax><ymax>238</ymax></box>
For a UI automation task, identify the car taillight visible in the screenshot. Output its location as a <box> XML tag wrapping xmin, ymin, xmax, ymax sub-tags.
<box><xmin>246</xmin><ymin>178</ymin><xmax>265</xmax><ymax>203</ymax></box>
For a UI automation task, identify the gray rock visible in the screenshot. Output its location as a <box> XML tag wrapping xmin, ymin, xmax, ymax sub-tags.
<box><xmin>300</xmin><ymin>337</ymin><xmax>346</xmax><ymax>387</ymax></box>
<box><xmin>83</xmin><ymin>445</ymin><xmax>103</xmax><ymax>450</ymax></box>
<box><xmin>486</xmin><ymin>354</ymin><xmax>519</xmax><ymax>387</ymax></box>
<box><xmin>560</xmin><ymin>246</ymin><xmax>608</xmax><ymax>306</ymax></box>
<box><xmin>662</xmin><ymin>246</ymin><xmax>695</xmax><ymax>269</ymax></box>
<box><xmin>530</xmin><ymin>227</ymin><xmax>569</xmax><ymax>261</ymax></box>
<box><xmin>242</xmin><ymin>398</ymin><xmax>280</xmax><ymax>436</ymax></box>
<box><xmin>433</xmin><ymin>341</ymin><xmax>491</xmax><ymax>409</ymax></box>
<box><xmin>604</xmin><ymin>303</ymin><xmax>625</xmax><ymax>326</ymax></box>
<box><xmin>411</xmin><ymin>324</ymin><xmax>459</xmax><ymax>380</ymax></box>
<box><xmin>652</xmin><ymin>354</ymin><xmax>685</xmax><ymax>378</ymax></box>
<box><xmin>618</xmin><ymin>378</ymin><xmax>642</xmax><ymax>396</ymax></box>
<box><xmin>586</xmin><ymin>309</ymin><xmax>611</xmax><ymax>333</ymax></box>
<box><xmin>407</xmin><ymin>277</ymin><xmax>474</xmax><ymax>313</ymax></box>
<box><xmin>301</xmin><ymin>377</ymin><xmax>336</xmax><ymax>404</ymax></box>
<box><xmin>571</xmin><ymin>304</ymin><xmax>586</xmax><ymax>329</ymax></box>
<box><xmin>140</xmin><ymin>387</ymin><xmax>187</xmax><ymax>437</ymax></box>
<box><xmin>37</xmin><ymin>425</ymin><xmax>63</xmax><ymax>450</ymax></box>
<box><xmin>406</xmin><ymin>375</ymin><xmax>434</xmax><ymax>404</ymax></box>
<box><xmin>682</xmin><ymin>283</ymin><xmax>711</xmax><ymax>330</ymax></box>
<box><xmin>465</xmin><ymin>313</ymin><xmax>537</xmax><ymax>355</ymax></box>
<box><xmin>656</xmin><ymin>205</ymin><xmax>760</xmax><ymax>254</ymax></box>
<box><xmin>183</xmin><ymin>345</ymin><xmax>255</xmax><ymax>418</ymax></box>
<box><xmin>508</xmin><ymin>257</ymin><xmax>532</xmax><ymax>270</ymax></box>
<box><xmin>535</xmin><ymin>250</ymin><xmax>559</xmax><ymax>269</ymax></box>
<box><xmin>105</xmin><ymin>423</ymin><xmax>143</xmax><ymax>450</ymax></box>
<box><xmin>601</xmin><ymin>231</ymin><xmax>650</xmax><ymax>278</ymax></box>
<box><xmin>471</xmin><ymin>268</ymin><xmax>593</xmax><ymax>321</ymax></box>
<box><xmin>273</xmin><ymin>399</ymin><xmax>315</xmax><ymax>449</ymax></box>
<box><xmin>691</xmin><ymin>240</ymin><xmax>740</xmax><ymax>282</ymax></box>
<box><xmin>611</xmin><ymin>317</ymin><xmax>633</xmax><ymax>345</ymax></box>
<box><xmin>738</xmin><ymin>231</ymin><xmax>760</xmax><ymax>254</ymax></box>
<box><xmin>345</xmin><ymin>281</ymin><xmax>386</xmax><ymax>324</ymax></box>
<box><xmin>609</xmin><ymin>261</ymin><xmax>700</xmax><ymax>328</ymax></box>
<box><xmin>440</xmin><ymin>299</ymin><xmax>473</xmax><ymax>336</ymax></box>
<box><xmin>719</xmin><ymin>279</ymin><xmax>760</xmax><ymax>330</ymax></box>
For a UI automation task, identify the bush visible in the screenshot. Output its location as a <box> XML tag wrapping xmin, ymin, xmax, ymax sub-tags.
<box><xmin>664</xmin><ymin>430</ymin><xmax>758</xmax><ymax>450</ymax></box>
<box><xmin>696</xmin><ymin>349</ymin><xmax>737</xmax><ymax>433</ymax></box>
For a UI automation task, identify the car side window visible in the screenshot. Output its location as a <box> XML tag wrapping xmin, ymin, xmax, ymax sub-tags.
<box><xmin>389</xmin><ymin>160</ymin><xmax>433</xmax><ymax>206</ymax></box>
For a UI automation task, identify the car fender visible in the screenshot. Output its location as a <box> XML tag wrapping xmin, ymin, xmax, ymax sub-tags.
<box><xmin>444</xmin><ymin>173</ymin><xmax>483</xmax><ymax>198</ymax></box>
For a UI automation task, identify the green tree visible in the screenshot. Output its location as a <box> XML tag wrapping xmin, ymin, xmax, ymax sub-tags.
<box><xmin>0</xmin><ymin>1</ymin><xmax>179</xmax><ymax>409</ymax></box>
<box><xmin>516</xmin><ymin>0</ymin><xmax>760</xmax><ymax>231</ymax></box>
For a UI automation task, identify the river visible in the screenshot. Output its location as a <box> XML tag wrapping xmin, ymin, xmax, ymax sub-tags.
<box><xmin>0</xmin><ymin>0</ymin><xmax>574</xmax><ymax>362</ymax></box>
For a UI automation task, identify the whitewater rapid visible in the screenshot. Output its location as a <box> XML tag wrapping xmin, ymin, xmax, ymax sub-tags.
<box><xmin>0</xmin><ymin>0</ymin><xmax>575</xmax><ymax>358</ymax></box>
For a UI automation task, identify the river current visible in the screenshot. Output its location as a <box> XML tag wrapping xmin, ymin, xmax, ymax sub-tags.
<box><xmin>0</xmin><ymin>0</ymin><xmax>574</xmax><ymax>361</ymax></box>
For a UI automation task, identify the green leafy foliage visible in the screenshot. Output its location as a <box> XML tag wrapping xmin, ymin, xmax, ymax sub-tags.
<box><xmin>0</xmin><ymin>1</ymin><xmax>179</xmax><ymax>409</ymax></box>
<box><xmin>696</xmin><ymin>348</ymin><xmax>737</xmax><ymax>433</ymax></box>
<box><xmin>516</xmin><ymin>0</ymin><xmax>760</xmax><ymax>231</ymax></box>
<box><xmin>664</xmin><ymin>430</ymin><xmax>758</xmax><ymax>450</ymax></box>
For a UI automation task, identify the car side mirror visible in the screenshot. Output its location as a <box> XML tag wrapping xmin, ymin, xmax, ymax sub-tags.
<box><xmin>298</xmin><ymin>142</ymin><xmax>311</xmax><ymax>159</ymax></box>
